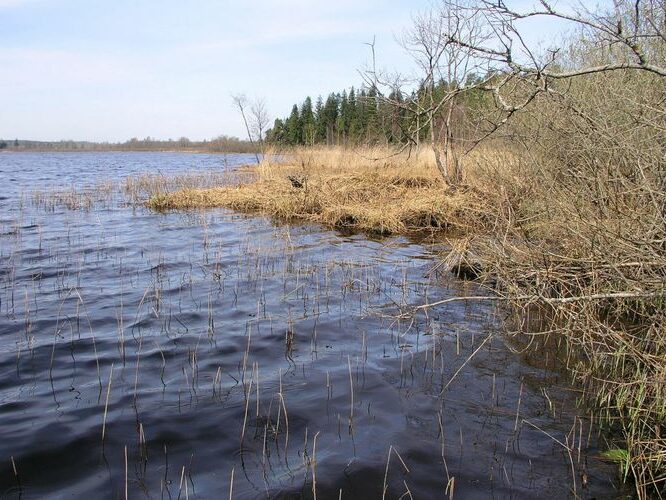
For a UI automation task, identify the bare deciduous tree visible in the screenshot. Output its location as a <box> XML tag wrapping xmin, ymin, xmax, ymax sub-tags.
<box><xmin>445</xmin><ymin>0</ymin><xmax>666</xmax><ymax>126</ymax></box>
<box><xmin>232</xmin><ymin>94</ymin><xmax>270</xmax><ymax>163</ymax></box>
<box><xmin>468</xmin><ymin>0</ymin><xmax>666</xmax><ymax>79</ymax></box>
<box><xmin>250</xmin><ymin>98</ymin><xmax>270</xmax><ymax>156</ymax></box>
<box><xmin>372</xmin><ymin>0</ymin><xmax>665</xmax><ymax>186</ymax></box>
<box><xmin>367</xmin><ymin>0</ymin><xmax>496</xmax><ymax>185</ymax></box>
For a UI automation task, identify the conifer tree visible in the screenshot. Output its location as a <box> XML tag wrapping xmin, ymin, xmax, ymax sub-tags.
<box><xmin>285</xmin><ymin>104</ymin><xmax>301</xmax><ymax>145</ymax></box>
<box><xmin>301</xmin><ymin>97</ymin><xmax>315</xmax><ymax>146</ymax></box>
<box><xmin>314</xmin><ymin>96</ymin><xmax>326</xmax><ymax>144</ymax></box>
<box><xmin>339</xmin><ymin>91</ymin><xmax>349</xmax><ymax>144</ymax></box>
<box><xmin>266</xmin><ymin>118</ymin><xmax>286</xmax><ymax>143</ymax></box>
<box><xmin>322</xmin><ymin>94</ymin><xmax>339</xmax><ymax>146</ymax></box>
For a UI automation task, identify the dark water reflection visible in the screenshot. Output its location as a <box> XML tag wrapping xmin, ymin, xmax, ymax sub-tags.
<box><xmin>0</xmin><ymin>152</ymin><xmax>615</xmax><ymax>498</ymax></box>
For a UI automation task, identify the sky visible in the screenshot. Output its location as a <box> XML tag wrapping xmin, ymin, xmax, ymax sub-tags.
<box><xmin>0</xmin><ymin>0</ymin><xmax>607</xmax><ymax>142</ymax></box>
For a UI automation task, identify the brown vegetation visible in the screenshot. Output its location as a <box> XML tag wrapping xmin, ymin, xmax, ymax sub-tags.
<box><xmin>147</xmin><ymin>146</ymin><xmax>502</xmax><ymax>235</ymax></box>
<box><xmin>478</xmin><ymin>69</ymin><xmax>666</xmax><ymax>497</ymax></box>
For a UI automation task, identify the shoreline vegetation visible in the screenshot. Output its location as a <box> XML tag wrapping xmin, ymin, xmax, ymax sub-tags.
<box><xmin>0</xmin><ymin>136</ymin><xmax>258</xmax><ymax>154</ymax></box>
<box><xmin>147</xmin><ymin>147</ymin><xmax>494</xmax><ymax>235</ymax></box>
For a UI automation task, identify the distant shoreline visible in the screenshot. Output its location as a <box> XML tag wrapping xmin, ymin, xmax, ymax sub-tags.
<box><xmin>0</xmin><ymin>148</ymin><xmax>258</xmax><ymax>154</ymax></box>
<box><xmin>0</xmin><ymin>136</ymin><xmax>260</xmax><ymax>155</ymax></box>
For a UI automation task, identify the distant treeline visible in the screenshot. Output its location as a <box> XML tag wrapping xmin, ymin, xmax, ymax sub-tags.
<box><xmin>266</xmin><ymin>78</ymin><xmax>490</xmax><ymax>147</ymax></box>
<box><xmin>0</xmin><ymin>135</ymin><xmax>259</xmax><ymax>153</ymax></box>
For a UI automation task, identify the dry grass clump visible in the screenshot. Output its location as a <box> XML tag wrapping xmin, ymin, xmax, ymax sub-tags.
<box><xmin>125</xmin><ymin>170</ymin><xmax>251</xmax><ymax>204</ymax></box>
<box><xmin>31</xmin><ymin>181</ymin><xmax>117</xmax><ymax>211</ymax></box>
<box><xmin>148</xmin><ymin>146</ymin><xmax>495</xmax><ymax>235</ymax></box>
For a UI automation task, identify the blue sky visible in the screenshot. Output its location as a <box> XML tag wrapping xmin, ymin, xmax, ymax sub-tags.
<box><xmin>1</xmin><ymin>0</ymin><xmax>604</xmax><ymax>142</ymax></box>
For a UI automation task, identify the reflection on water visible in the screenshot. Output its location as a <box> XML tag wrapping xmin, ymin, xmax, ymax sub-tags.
<box><xmin>0</xmin><ymin>152</ymin><xmax>615</xmax><ymax>498</ymax></box>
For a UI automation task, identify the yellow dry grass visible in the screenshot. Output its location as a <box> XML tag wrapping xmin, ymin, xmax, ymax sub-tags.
<box><xmin>148</xmin><ymin>146</ymin><xmax>507</xmax><ymax>235</ymax></box>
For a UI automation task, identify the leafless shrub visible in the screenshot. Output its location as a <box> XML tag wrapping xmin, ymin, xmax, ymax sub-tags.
<box><xmin>449</xmin><ymin>1</ymin><xmax>666</xmax><ymax>494</ymax></box>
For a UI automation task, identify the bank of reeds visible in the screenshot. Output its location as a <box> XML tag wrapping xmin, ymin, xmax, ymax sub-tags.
<box><xmin>147</xmin><ymin>146</ymin><xmax>504</xmax><ymax>235</ymax></box>
<box><xmin>124</xmin><ymin>169</ymin><xmax>251</xmax><ymax>204</ymax></box>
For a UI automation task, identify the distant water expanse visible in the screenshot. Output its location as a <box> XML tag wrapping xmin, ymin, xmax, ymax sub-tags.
<box><xmin>0</xmin><ymin>152</ymin><xmax>616</xmax><ymax>498</ymax></box>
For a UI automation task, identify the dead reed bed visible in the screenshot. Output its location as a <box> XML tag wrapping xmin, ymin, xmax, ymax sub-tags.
<box><xmin>30</xmin><ymin>180</ymin><xmax>117</xmax><ymax>211</ymax></box>
<box><xmin>27</xmin><ymin>170</ymin><xmax>251</xmax><ymax>212</ymax></box>
<box><xmin>124</xmin><ymin>169</ymin><xmax>251</xmax><ymax>205</ymax></box>
<box><xmin>147</xmin><ymin>146</ymin><xmax>496</xmax><ymax>235</ymax></box>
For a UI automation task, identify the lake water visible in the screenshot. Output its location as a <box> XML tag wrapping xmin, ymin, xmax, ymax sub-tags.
<box><xmin>0</xmin><ymin>152</ymin><xmax>616</xmax><ymax>498</ymax></box>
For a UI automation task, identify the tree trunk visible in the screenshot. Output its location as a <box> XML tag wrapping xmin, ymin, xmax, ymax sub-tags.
<box><xmin>430</xmin><ymin>111</ymin><xmax>449</xmax><ymax>183</ymax></box>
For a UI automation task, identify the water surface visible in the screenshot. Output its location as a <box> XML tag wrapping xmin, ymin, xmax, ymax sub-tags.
<box><xmin>0</xmin><ymin>152</ymin><xmax>616</xmax><ymax>498</ymax></box>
